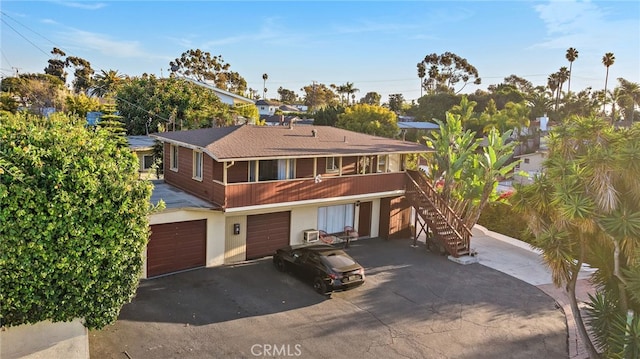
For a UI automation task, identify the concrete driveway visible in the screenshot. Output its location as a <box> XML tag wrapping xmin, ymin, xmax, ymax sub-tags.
<box><xmin>90</xmin><ymin>237</ymin><xmax>567</xmax><ymax>359</ymax></box>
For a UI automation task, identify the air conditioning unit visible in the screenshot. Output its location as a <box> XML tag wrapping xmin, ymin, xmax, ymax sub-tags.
<box><xmin>304</xmin><ymin>230</ymin><xmax>320</xmax><ymax>243</ymax></box>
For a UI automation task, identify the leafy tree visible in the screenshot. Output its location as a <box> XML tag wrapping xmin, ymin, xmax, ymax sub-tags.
<box><xmin>10</xmin><ymin>73</ymin><xmax>68</xmax><ymax>114</ymax></box>
<box><xmin>91</xmin><ymin>69</ymin><xmax>126</xmax><ymax>98</ymax></box>
<box><xmin>300</xmin><ymin>82</ymin><xmax>336</xmax><ymax>110</ymax></box>
<box><xmin>232</xmin><ymin>103</ymin><xmax>260</xmax><ymax>124</ymax></box>
<box><xmin>566</xmin><ymin>47</ymin><xmax>579</xmax><ymax>93</ymax></box>
<box><xmin>418</xmin><ymin>51</ymin><xmax>481</xmax><ymax>94</ymax></box>
<box><xmin>422</xmin><ymin>113</ymin><xmax>519</xmax><ymax>228</ymax></box>
<box><xmin>116</xmin><ymin>75</ymin><xmax>232</xmax><ymax>135</ymax></box>
<box><xmin>336</xmin><ymin>104</ymin><xmax>398</xmax><ymax>138</ymax></box>
<box><xmin>44</xmin><ymin>47</ymin><xmax>67</xmax><ymax>83</ymax></box>
<box><xmin>512</xmin><ymin>116</ymin><xmax>640</xmax><ymax>358</ymax></box>
<box><xmin>277</xmin><ymin>86</ymin><xmax>297</xmax><ymax>104</ymax></box>
<box><xmin>168</xmin><ymin>49</ymin><xmax>247</xmax><ymax>94</ymax></box>
<box><xmin>0</xmin><ymin>112</ymin><xmax>154</xmax><ymax>329</ymax></box>
<box><xmin>613</xmin><ymin>78</ymin><xmax>640</xmax><ymax>122</ymax></box>
<box><xmin>0</xmin><ymin>93</ymin><xmax>19</xmax><ymax>114</ymax></box>
<box><xmin>313</xmin><ymin>105</ymin><xmax>345</xmax><ymax>126</ymax></box>
<box><xmin>66</xmin><ymin>56</ymin><xmax>94</xmax><ymax>94</ymax></box>
<box><xmin>413</xmin><ymin>92</ymin><xmax>460</xmax><ymax>122</ymax></box>
<box><xmin>96</xmin><ymin>103</ymin><xmax>128</xmax><ymax>146</ymax></box>
<box><xmin>388</xmin><ymin>93</ymin><xmax>404</xmax><ymax>113</ymax></box>
<box><xmin>65</xmin><ymin>93</ymin><xmax>101</xmax><ymax>118</ymax></box>
<box><xmin>360</xmin><ymin>91</ymin><xmax>381</xmax><ymax>106</ymax></box>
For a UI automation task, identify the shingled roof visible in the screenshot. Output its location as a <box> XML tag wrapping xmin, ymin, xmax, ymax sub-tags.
<box><xmin>151</xmin><ymin>125</ymin><xmax>428</xmax><ymax>161</ymax></box>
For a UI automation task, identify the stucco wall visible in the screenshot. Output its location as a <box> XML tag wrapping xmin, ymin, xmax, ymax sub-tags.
<box><xmin>0</xmin><ymin>318</ymin><xmax>88</xmax><ymax>359</ymax></box>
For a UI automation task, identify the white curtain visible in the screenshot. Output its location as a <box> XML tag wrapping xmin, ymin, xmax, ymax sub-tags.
<box><xmin>278</xmin><ymin>159</ymin><xmax>287</xmax><ymax>180</ymax></box>
<box><xmin>318</xmin><ymin>204</ymin><xmax>355</xmax><ymax>233</ymax></box>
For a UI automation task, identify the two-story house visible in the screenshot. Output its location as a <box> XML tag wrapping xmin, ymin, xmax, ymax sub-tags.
<box><xmin>145</xmin><ymin>124</ymin><xmax>429</xmax><ymax>278</ymax></box>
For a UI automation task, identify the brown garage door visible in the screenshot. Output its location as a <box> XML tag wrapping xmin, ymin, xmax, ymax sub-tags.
<box><xmin>148</xmin><ymin>220</ymin><xmax>206</xmax><ymax>277</ymax></box>
<box><xmin>246</xmin><ymin>212</ymin><xmax>290</xmax><ymax>259</ymax></box>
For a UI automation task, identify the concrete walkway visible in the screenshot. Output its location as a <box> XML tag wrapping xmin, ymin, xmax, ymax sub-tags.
<box><xmin>468</xmin><ymin>225</ymin><xmax>595</xmax><ymax>359</ymax></box>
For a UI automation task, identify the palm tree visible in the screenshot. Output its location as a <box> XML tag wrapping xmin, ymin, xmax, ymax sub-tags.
<box><xmin>602</xmin><ymin>52</ymin><xmax>615</xmax><ymax>114</ymax></box>
<box><xmin>90</xmin><ymin>69</ymin><xmax>125</xmax><ymax>97</ymax></box>
<box><xmin>547</xmin><ymin>73</ymin><xmax>560</xmax><ymax>111</ymax></box>
<box><xmin>556</xmin><ymin>67</ymin><xmax>570</xmax><ymax>110</ymax></box>
<box><xmin>343</xmin><ymin>82</ymin><xmax>359</xmax><ymax>105</ymax></box>
<box><xmin>262</xmin><ymin>73</ymin><xmax>268</xmax><ymax>100</ymax></box>
<box><xmin>417</xmin><ymin>62</ymin><xmax>426</xmax><ymax>98</ymax></box>
<box><xmin>565</xmin><ymin>48</ymin><xmax>579</xmax><ymax>94</ymax></box>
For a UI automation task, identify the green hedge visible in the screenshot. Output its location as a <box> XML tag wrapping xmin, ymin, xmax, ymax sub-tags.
<box><xmin>478</xmin><ymin>201</ymin><xmax>535</xmax><ymax>244</ymax></box>
<box><xmin>0</xmin><ymin>112</ymin><xmax>153</xmax><ymax>329</ymax></box>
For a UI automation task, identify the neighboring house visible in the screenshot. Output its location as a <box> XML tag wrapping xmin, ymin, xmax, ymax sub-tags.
<box><xmin>279</xmin><ymin>104</ymin><xmax>301</xmax><ymax>113</ymax></box>
<box><xmin>255</xmin><ymin>99</ymin><xmax>280</xmax><ymax>116</ymax></box>
<box><xmin>181</xmin><ymin>77</ymin><xmax>255</xmax><ymax>106</ymax></box>
<box><xmin>146</xmin><ymin>125</ymin><xmax>429</xmax><ymax>278</ymax></box>
<box><xmin>127</xmin><ymin>135</ymin><xmax>159</xmax><ymax>180</ymax></box>
<box><xmin>513</xmin><ymin>151</ymin><xmax>547</xmax><ymax>184</ymax></box>
<box><xmin>260</xmin><ymin>114</ymin><xmax>300</xmax><ymax>126</ymax></box>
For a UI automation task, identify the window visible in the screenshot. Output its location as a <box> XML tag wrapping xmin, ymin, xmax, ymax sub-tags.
<box><xmin>193</xmin><ymin>151</ymin><xmax>203</xmax><ymax>180</ymax></box>
<box><xmin>170</xmin><ymin>144</ymin><xmax>179</xmax><ymax>171</ymax></box>
<box><xmin>326</xmin><ymin>157</ymin><xmax>339</xmax><ymax>172</ymax></box>
<box><xmin>142</xmin><ymin>155</ymin><xmax>154</xmax><ymax>170</ymax></box>
<box><xmin>377</xmin><ymin>155</ymin><xmax>388</xmax><ymax>173</ymax></box>
<box><xmin>524</xmin><ymin>158</ymin><xmax>530</xmax><ymax>164</ymax></box>
<box><xmin>278</xmin><ymin>159</ymin><xmax>295</xmax><ymax>180</ymax></box>
<box><xmin>317</xmin><ymin>204</ymin><xmax>355</xmax><ymax>234</ymax></box>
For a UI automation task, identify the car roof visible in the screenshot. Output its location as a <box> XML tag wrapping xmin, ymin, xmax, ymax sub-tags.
<box><xmin>291</xmin><ymin>244</ymin><xmax>348</xmax><ymax>255</ymax></box>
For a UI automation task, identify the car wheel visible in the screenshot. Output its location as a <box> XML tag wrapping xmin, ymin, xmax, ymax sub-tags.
<box><xmin>273</xmin><ymin>257</ymin><xmax>286</xmax><ymax>272</ymax></box>
<box><xmin>313</xmin><ymin>277</ymin><xmax>328</xmax><ymax>294</ymax></box>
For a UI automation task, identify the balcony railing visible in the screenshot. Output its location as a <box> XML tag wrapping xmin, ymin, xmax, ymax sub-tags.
<box><xmin>213</xmin><ymin>172</ymin><xmax>406</xmax><ymax>208</ymax></box>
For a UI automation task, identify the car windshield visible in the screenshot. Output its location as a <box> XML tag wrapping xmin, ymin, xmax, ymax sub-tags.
<box><xmin>322</xmin><ymin>252</ymin><xmax>356</xmax><ymax>268</ymax></box>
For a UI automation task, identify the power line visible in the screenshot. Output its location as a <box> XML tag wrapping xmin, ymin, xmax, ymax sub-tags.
<box><xmin>0</xmin><ymin>16</ymin><xmax>51</xmax><ymax>58</ymax></box>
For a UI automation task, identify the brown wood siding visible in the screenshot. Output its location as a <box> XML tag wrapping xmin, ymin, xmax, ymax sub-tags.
<box><xmin>342</xmin><ymin>156</ymin><xmax>358</xmax><ymax>175</ymax></box>
<box><xmin>379</xmin><ymin>198</ymin><xmax>391</xmax><ymax>239</ymax></box>
<box><xmin>147</xmin><ymin>220</ymin><xmax>206</xmax><ymax>277</ymax></box>
<box><xmin>246</xmin><ymin>212</ymin><xmax>290</xmax><ymax>259</ymax></box>
<box><xmin>295</xmin><ymin>158</ymin><xmax>315</xmax><ymax>178</ymax></box>
<box><xmin>225</xmin><ymin>172</ymin><xmax>405</xmax><ymax>208</ymax></box>
<box><xmin>212</xmin><ymin>161</ymin><xmax>224</xmax><ymax>182</ymax></box>
<box><xmin>227</xmin><ymin>161</ymin><xmax>249</xmax><ymax>183</ymax></box>
<box><xmin>388</xmin><ymin>196</ymin><xmax>412</xmax><ymax>239</ymax></box>
<box><xmin>358</xmin><ymin>201</ymin><xmax>372</xmax><ymax>237</ymax></box>
<box><xmin>163</xmin><ymin>144</ymin><xmax>214</xmax><ymax>202</ymax></box>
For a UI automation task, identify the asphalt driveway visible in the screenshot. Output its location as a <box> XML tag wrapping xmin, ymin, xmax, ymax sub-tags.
<box><xmin>90</xmin><ymin>237</ymin><xmax>567</xmax><ymax>359</ymax></box>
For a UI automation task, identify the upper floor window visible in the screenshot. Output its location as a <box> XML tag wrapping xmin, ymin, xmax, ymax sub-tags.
<box><xmin>170</xmin><ymin>144</ymin><xmax>179</xmax><ymax>171</ymax></box>
<box><xmin>193</xmin><ymin>151</ymin><xmax>203</xmax><ymax>180</ymax></box>
<box><xmin>377</xmin><ymin>155</ymin><xmax>388</xmax><ymax>173</ymax></box>
<box><xmin>326</xmin><ymin>157</ymin><xmax>339</xmax><ymax>172</ymax></box>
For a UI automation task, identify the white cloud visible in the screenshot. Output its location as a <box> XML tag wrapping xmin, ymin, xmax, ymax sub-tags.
<box><xmin>50</xmin><ymin>1</ymin><xmax>107</xmax><ymax>10</ymax></box>
<box><xmin>62</xmin><ymin>29</ymin><xmax>152</xmax><ymax>58</ymax></box>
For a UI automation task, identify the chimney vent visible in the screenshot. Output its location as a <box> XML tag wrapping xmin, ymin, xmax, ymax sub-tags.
<box><xmin>312</xmin><ymin>129</ymin><xmax>317</xmax><ymax>137</ymax></box>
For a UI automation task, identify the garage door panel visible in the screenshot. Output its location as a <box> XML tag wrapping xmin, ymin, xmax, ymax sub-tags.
<box><xmin>246</xmin><ymin>212</ymin><xmax>290</xmax><ymax>260</ymax></box>
<box><xmin>148</xmin><ymin>220</ymin><xmax>206</xmax><ymax>277</ymax></box>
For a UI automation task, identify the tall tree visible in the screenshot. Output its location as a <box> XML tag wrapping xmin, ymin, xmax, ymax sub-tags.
<box><xmin>343</xmin><ymin>82</ymin><xmax>359</xmax><ymax>105</ymax></box>
<box><xmin>66</xmin><ymin>56</ymin><xmax>94</xmax><ymax>94</ymax></box>
<box><xmin>277</xmin><ymin>86</ymin><xmax>297</xmax><ymax>104</ymax></box>
<box><xmin>44</xmin><ymin>47</ymin><xmax>67</xmax><ymax>83</ymax></box>
<box><xmin>300</xmin><ymin>82</ymin><xmax>336</xmax><ymax>109</ymax></box>
<box><xmin>602</xmin><ymin>52</ymin><xmax>616</xmax><ymax>114</ymax></box>
<box><xmin>565</xmin><ymin>47</ymin><xmax>579</xmax><ymax>94</ymax></box>
<box><xmin>555</xmin><ymin>67</ymin><xmax>570</xmax><ymax>111</ymax></box>
<box><xmin>613</xmin><ymin>78</ymin><xmax>640</xmax><ymax>122</ymax></box>
<box><xmin>360</xmin><ymin>92</ymin><xmax>381</xmax><ymax>106</ymax></box>
<box><xmin>512</xmin><ymin>116</ymin><xmax>640</xmax><ymax>358</ymax></box>
<box><xmin>262</xmin><ymin>73</ymin><xmax>268</xmax><ymax>100</ymax></box>
<box><xmin>168</xmin><ymin>49</ymin><xmax>246</xmax><ymax>94</ymax></box>
<box><xmin>91</xmin><ymin>69</ymin><xmax>126</xmax><ymax>98</ymax></box>
<box><xmin>418</xmin><ymin>52</ymin><xmax>481</xmax><ymax>94</ymax></box>
<box><xmin>417</xmin><ymin>62</ymin><xmax>426</xmax><ymax>98</ymax></box>
<box><xmin>388</xmin><ymin>93</ymin><xmax>404</xmax><ymax>113</ymax></box>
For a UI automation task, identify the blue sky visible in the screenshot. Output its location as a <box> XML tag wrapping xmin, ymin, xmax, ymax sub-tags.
<box><xmin>1</xmin><ymin>0</ymin><xmax>638</xmax><ymax>102</ymax></box>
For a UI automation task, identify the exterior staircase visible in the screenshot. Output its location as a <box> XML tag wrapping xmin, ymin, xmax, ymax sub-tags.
<box><xmin>405</xmin><ymin>170</ymin><xmax>472</xmax><ymax>257</ymax></box>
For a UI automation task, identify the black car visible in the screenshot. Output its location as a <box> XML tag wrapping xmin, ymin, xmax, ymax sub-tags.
<box><xmin>273</xmin><ymin>244</ymin><xmax>365</xmax><ymax>294</ymax></box>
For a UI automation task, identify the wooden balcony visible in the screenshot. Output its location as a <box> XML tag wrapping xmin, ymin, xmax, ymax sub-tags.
<box><xmin>213</xmin><ymin>172</ymin><xmax>406</xmax><ymax>209</ymax></box>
